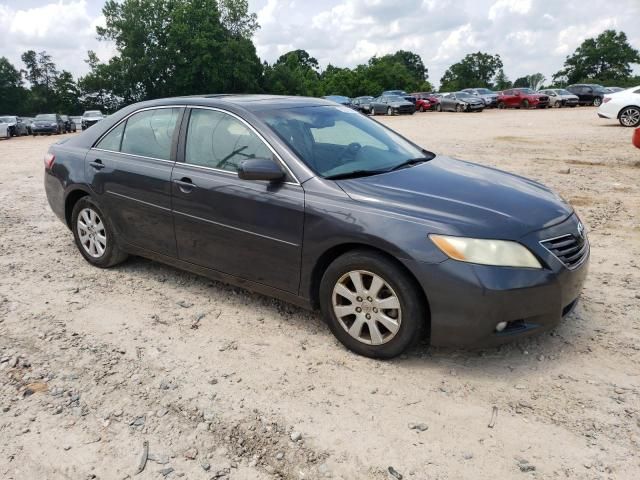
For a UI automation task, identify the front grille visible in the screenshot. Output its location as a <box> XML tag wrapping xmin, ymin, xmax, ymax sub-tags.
<box><xmin>398</xmin><ymin>105</ymin><xmax>414</xmax><ymax>113</ymax></box>
<box><xmin>539</xmin><ymin>96</ymin><xmax>549</xmax><ymax>101</ymax></box>
<box><xmin>540</xmin><ymin>233</ymin><xmax>588</xmax><ymax>269</ymax></box>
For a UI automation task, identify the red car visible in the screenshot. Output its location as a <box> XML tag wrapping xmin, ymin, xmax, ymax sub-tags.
<box><xmin>411</xmin><ymin>92</ymin><xmax>439</xmax><ymax>111</ymax></box>
<box><xmin>633</xmin><ymin>128</ymin><xmax>640</xmax><ymax>149</ymax></box>
<box><xmin>497</xmin><ymin>88</ymin><xmax>549</xmax><ymax>109</ymax></box>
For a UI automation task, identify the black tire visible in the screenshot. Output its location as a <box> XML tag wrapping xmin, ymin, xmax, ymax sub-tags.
<box><xmin>319</xmin><ymin>250</ymin><xmax>426</xmax><ymax>359</ymax></box>
<box><xmin>593</xmin><ymin>97</ymin><xmax>602</xmax><ymax>107</ymax></box>
<box><xmin>497</xmin><ymin>102</ymin><xmax>505</xmax><ymax>109</ymax></box>
<box><xmin>521</xmin><ymin>99</ymin><xmax>530</xmax><ymax>109</ymax></box>
<box><xmin>618</xmin><ymin>106</ymin><xmax>640</xmax><ymax>127</ymax></box>
<box><xmin>71</xmin><ymin>197</ymin><xmax>128</xmax><ymax>268</ymax></box>
<box><xmin>455</xmin><ymin>104</ymin><xmax>462</xmax><ymax>112</ymax></box>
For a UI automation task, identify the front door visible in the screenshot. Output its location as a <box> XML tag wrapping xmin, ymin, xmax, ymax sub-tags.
<box><xmin>86</xmin><ymin>107</ymin><xmax>182</xmax><ymax>257</ymax></box>
<box><xmin>171</xmin><ymin>107</ymin><xmax>304</xmax><ymax>294</ymax></box>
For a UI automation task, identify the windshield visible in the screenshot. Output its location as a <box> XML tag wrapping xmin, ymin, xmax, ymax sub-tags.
<box><xmin>257</xmin><ymin>105</ymin><xmax>431</xmax><ymax>178</ymax></box>
<box><xmin>456</xmin><ymin>92</ymin><xmax>473</xmax><ymax>98</ymax></box>
<box><xmin>36</xmin><ymin>114</ymin><xmax>56</xmax><ymax>120</ymax></box>
<box><xmin>386</xmin><ymin>95</ymin><xmax>407</xmax><ymax>102</ymax></box>
<box><xmin>476</xmin><ymin>88</ymin><xmax>494</xmax><ymax>95</ymax></box>
<box><xmin>84</xmin><ymin>111</ymin><xmax>102</xmax><ymax>117</ymax></box>
<box><xmin>0</xmin><ymin>116</ymin><xmax>15</xmax><ymax>123</ymax></box>
<box><xmin>557</xmin><ymin>89</ymin><xmax>572</xmax><ymax>95</ymax></box>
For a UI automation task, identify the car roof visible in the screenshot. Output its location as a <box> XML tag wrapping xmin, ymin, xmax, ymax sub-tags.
<box><xmin>136</xmin><ymin>94</ymin><xmax>337</xmax><ymax>113</ymax></box>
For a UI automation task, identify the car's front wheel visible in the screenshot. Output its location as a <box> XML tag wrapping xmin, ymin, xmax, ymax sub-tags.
<box><xmin>320</xmin><ymin>250</ymin><xmax>426</xmax><ymax>359</ymax></box>
<box><xmin>387</xmin><ymin>107</ymin><xmax>393</xmax><ymax>116</ymax></box>
<box><xmin>619</xmin><ymin>106</ymin><xmax>640</xmax><ymax>127</ymax></box>
<box><xmin>593</xmin><ymin>97</ymin><xmax>602</xmax><ymax>107</ymax></box>
<box><xmin>72</xmin><ymin>197</ymin><xmax>128</xmax><ymax>268</ymax></box>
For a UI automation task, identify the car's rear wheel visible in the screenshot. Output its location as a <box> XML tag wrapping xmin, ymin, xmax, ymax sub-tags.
<box><xmin>72</xmin><ymin>197</ymin><xmax>128</xmax><ymax>268</ymax></box>
<box><xmin>455</xmin><ymin>104</ymin><xmax>462</xmax><ymax>112</ymax></box>
<box><xmin>619</xmin><ymin>106</ymin><xmax>640</xmax><ymax>127</ymax></box>
<box><xmin>319</xmin><ymin>250</ymin><xmax>426</xmax><ymax>359</ymax></box>
<box><xmin>593</xmin><ymin>97</ymin><xmax>602</xmax><ymax>107</ymax></box>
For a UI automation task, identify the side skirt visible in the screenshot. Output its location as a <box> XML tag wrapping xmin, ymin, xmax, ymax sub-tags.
<box><xmin>120</xmin><ymin>241</ymin><xmax>314</xmax><ymax>310</ymax></box>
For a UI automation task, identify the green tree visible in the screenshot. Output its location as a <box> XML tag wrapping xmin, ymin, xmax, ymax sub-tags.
<box><xmin>553</xmin><ymin>29</ymin><xmax>640</xmax><ymax>84</ymax></box>
<box><xmin>53</xmin><ymin>71</ymin><xmax>81</xmax><ymax>114</ymax></box>
<box><xmin>493</xmin><ymin>69</ymin><xmax>511</xmax><ymax>90</ymax></box>
<box><xmin>513</xmin><ymin>76</ymin><xmax>529</xmax><ymax>88</ymax></box>
<box><xmin>91</xmin><ymin>0</ymin><xmax>262</xmax><ymax>102</ymax></box>
<box><xmin>439</xmin><ymin>52</ymin><xmax>504</xmax><ymax>91</ymax></box>
<box><xmin>263</xmin><ymin>50</ymin><xmax>322</xmax><ymax>96</ymax></box>
<box><xmin>219</xmin><ymin>0</ymin><xmax>259</xmax><ymax>39</ymax></box>
<box><xmin>0</xmin><ymin>57</ymin><xmax>27</xmax><ymax>114</ymax></box>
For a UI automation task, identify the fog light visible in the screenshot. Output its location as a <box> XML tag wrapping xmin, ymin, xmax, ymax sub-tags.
<box><xmin>495</xmin><ymin>321</ymin><xmax>508</xmax><ymax>332</ymax></box>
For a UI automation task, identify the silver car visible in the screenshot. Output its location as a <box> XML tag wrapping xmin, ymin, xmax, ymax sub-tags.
<box><xmin>539</xmin><ymin>89</ymin><xmax>579</xmax><ymax>108</ymax></box>
<box><xmin>0</xmin><ymin>115</ymin><xmax>29</xmax><ymax>136</ymax></box>
<box><xmin>462</xmin><ymin>88</ymin><xmax>499</xmax><ymax>107</ymax></box>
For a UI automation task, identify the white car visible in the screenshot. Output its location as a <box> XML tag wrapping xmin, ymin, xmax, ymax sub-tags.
<box><xmin>597</xmin><ymin>86</ymin><xmax>640</xmax><ymax>127</ymax></box>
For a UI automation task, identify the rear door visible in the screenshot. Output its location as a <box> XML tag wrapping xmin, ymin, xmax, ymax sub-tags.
<box><xmin>86</xmin><ymin>106</ymin><xmax>183</xmax><ymax>257</ymax></box>
<box><xmin>170</xmin><ymin>107</ymin><xmax>305</xmax><ymax>293</ymax></box>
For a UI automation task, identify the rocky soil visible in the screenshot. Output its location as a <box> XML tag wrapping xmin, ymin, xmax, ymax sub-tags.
<box><xmin>1</xmin><ymin>107</ymin><xmax>639</xmax><ymax>479</ymax></box>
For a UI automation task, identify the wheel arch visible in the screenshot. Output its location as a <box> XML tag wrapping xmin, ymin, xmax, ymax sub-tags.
<box><xmin>64</xmin><ymin>187</ymin><xmax>92</xmax><ymax>228</ymax></box>
<box><xmin>308</xmin><ymin>243</ymin><xmax>431</xmax><ymax>333</ymax></box>
<box><xmin>617</xmin><ymin>104</ymin><xmax>640</xmax><ymax>118</ymax></box>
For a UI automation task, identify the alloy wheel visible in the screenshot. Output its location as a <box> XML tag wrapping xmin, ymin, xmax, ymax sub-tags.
<box><xmin>77</xmin><ymin>208</ymin><xmax>107</xmax><ymax>258</ymax></box>
<box><xmin>593</xmin><ymin>97</ymin><xmax>602</xmax><ymax>107</ymax></box>
<box><xmin>620</xmin><ymin>107</ymin><xmax>640</xmax><ymax>127</ymax></box>
<box><xmin>332</xmin><ymin>270</ymin><xmax>401</xmax><ymax>346</ymax></box>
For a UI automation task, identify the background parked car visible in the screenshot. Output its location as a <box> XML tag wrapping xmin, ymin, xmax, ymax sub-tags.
<box><xmin>60</xmin><ymin>115</ymin><xmax>77</xmax><ymax>133</ymax></box>
<box><xmin>539</xmin><ymin>89</ymin><xmax>579</xmax><ymax>108</ymax></box>
<box><xmin>370</xmin><ymin>95</ymin><xmax>415</xmax><ymax>115</ymax></box>
<box><xmin>462</xmin><ymin>88</ymin><xmax>498</xmax><ymax>107</ymax></box>
<box><xmin>497</xmin><ymin>88</ymin><xmax>549</xmax><ymax>109</ymax></box>
<box><xmin>382</xmin><ymin>90</ymin><xmax>416</xmax><ymax>104</ymax></box>
<box><xmin>70</xmin><ymin>116</ymin><xmax>82</xmax><ymax>130</ymax></box>
<box><xmin>351</xmin><ymin>96</ymin><xmax>374</xmax><ymax>114</ymax></box>
<box><xmin>438</xmin><ymin>92</ymin><xmax>485</xmax><ymax>112</ymax></box>
<box><xmin>0</xmin><ymin>115</ymin><xmax>29</xmax><ymax>136</ymax></box>
<box><xmin>566</xmin><ymin>84</ymin><xmax>609</xmax><ymax>106</ymax></box>
<box><xmin>322</xmin><ymin>95</ymin><xmax>354</xmax><ymax>109</ymax></box>
<box><xmin>411</xmin><ymin>92</ymin><xmax>439</xmax><ymax>111</ymax></box>
<box><xmin>22</xmin><ymin>117</ymin><xmax>35</xmax><ymax>134</ymax></box>
<box><xmin>32</xmin><ymin>113</ymin><xmax>65</xmax><ymax>135</ymax></box>
<box><xmin>81</xmin><ymin>110</ymin><xmax>105</xmax><ymax>130</ymax></box>
<box><xmin>0</xmin><ymin>119</ymin><xmax>9</xmax><ymax>139</ymax></box>
<box><xmin>597</xmin><ymin>86</ymin><xmax>640</xmax><ymax>127</ymax></box>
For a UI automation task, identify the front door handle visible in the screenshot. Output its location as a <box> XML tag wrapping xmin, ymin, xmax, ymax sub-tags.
<box><xmin>174</xmin><ymin>177</ymin><xmax>197</xmax><ymax>193</ymax></box>
<box><xmin>89</xmin><ymin>159</ymin><xmax>105</xmax><ymax>170</ymax></box>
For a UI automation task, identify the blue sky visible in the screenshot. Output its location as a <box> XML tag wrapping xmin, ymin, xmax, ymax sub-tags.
<box><xmin>1</xmin><ymin>0</ymin><xmax>639</xmax><ymax>88</ymax></box>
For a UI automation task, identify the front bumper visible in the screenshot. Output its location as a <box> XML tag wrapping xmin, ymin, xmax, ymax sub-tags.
<box><xmin>33</xmin><ymin>125</ymin><xmax>59</xmax><ymax>133</ymax></box>
<box><xmin>405</xmin><ymin>214</ymin><xmax>590</xmax><ymax>348</ymax></box>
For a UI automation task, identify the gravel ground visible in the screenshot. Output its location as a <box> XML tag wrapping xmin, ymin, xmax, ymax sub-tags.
<box><xmin>1</xmin><ymin>107</ymin><xmax>639</xmax><ymax>480</ymax></box>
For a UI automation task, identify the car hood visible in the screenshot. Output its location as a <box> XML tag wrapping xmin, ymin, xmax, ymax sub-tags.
<box><xmin>336</xmin><ymin>156</ymin><xmax>573</xmax><ymax>239</ymax></box>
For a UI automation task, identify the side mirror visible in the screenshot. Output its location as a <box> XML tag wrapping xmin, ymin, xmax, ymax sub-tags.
<box><xmin>237</xmin><ymin>158</ymin><xmax>285</xmax><ymax>182</ymax></box>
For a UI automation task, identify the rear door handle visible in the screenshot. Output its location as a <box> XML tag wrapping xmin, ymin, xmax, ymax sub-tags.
<box><xmin>89</xmin><ymin>159</ymin><xmax>105</xmax><ymax>170</ymax></box>
<box><xmin>174</xmin><ymin>177</ymin><xmax>197</xmax><ymax>193</ymax></box>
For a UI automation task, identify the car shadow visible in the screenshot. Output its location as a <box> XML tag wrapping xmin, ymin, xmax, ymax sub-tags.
<box><xmin>114</xmin><ymin>254</ymin><xmax>589</xmax><ymax>376</ymax></box>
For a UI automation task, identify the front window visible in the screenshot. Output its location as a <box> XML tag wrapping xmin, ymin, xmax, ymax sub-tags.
<box><xmin>257</xmin><ymin>105</ymin><xmax>432</xmax><ymax>179</ymax></box>
<box><xmin>36</xmin><ymin>114</ymin><xmax>56</xmax><ymax>121</ymax></box>
<box><xmin>185</xmin><ymin>108</ymin><xmax>273</xmax><ymax>173</ymax></box>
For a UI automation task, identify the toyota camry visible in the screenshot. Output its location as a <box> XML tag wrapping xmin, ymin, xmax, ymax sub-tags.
<box><xmin>44</xmin><ymin>95</ymin><xmax>589</xmax><ymax>359</ymax></box>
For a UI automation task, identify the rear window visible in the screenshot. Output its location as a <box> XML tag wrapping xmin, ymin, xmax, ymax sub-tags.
<box><xmin>36</xmin><ymin>114</ymin><xmax>56</xmax><ymax>120</ymax></box>
<box><xmin>120</xmin><ymin>108</ymin><xmax>180</xmax><ymax>160</ymax></box>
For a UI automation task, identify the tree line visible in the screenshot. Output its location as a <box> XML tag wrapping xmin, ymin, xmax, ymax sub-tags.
<box><xmin>1</xmin><ymin>0</ymin><xmax>638</xmax><ymax>116</ymax></box>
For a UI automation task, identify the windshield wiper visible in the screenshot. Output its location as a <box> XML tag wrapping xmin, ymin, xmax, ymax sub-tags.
<box><xmin>387</xmin><ymin>157</ymin><xmax>431</xmax><ymax>172</ymax></box>
<box><xmin>324</xmin><ymin>169</ymin><xmax>387</xmax><ymax>180</ymax></box>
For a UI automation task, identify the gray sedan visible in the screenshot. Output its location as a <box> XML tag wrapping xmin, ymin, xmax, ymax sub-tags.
<box><xmin>369</xmin><ymin>95</ymin><xmax>416</xmax><ymax>115</ymax></box>
<box><xmin>438</xmin><ymin>92</ymin><xmax>485</xmax><ymax>112</ymax></box>
<box><xmin>539</xmin><ymin>89</ymin><xmax>579</xmax><ymax>108</ymax></box>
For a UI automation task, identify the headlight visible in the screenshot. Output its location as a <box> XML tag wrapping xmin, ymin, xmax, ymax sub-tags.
<box><xmin>429</xmin><ymin>234</ymin><xmax>542</xmax><ymax>268</ymax></box>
